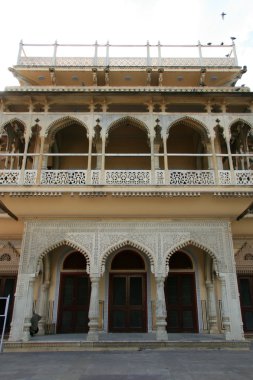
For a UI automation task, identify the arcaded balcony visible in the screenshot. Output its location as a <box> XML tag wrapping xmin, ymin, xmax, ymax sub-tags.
<box><xmin>0</xmin><ymin>117</ymin><xmax>252</xmax><ymax>188</ymax></box>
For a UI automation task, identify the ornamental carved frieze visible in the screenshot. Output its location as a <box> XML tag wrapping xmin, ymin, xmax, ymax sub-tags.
<box><xmin>0</xmin><ymin>240</ymin><xmax>20</xmax><ymax>274</ymax></box>
<box><xmin>235</xmin><ymin>241</ymin><xmax>253</xmax><ymax>274</ymax></box>
<box><xmin>99</xmin><ymin>234</ymin><xmax>156</xmax><ymax>275</ymax></box>
<box><xmin>20</xmin><ymin>220</ymin><xmax>234</xmax><ymax>278</ymax></box>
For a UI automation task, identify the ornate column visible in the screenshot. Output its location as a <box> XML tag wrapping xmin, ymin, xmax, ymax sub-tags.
<box><xmin>163</xmin><ymin>134</ymin><xmax>169</xmax><ymax>185</ymax></box>
<box><xmin>205</xmin><ymin>281</ymin><xmax>219</xmax><ymax>333</ymax></box>
<box><xmin>218</xmin><ymin>274</ymin><xmax>231</xmax><ymax>339</ymax></box>
<box><xmin>150</xmin><ymin>135</ymin><xmax>155</xmax><ymax>185</ymax></box>
<box><xmin>37</xmin><ymin>281</ymin><xmax>50</xmax><ymax>335</ymax></box>
<box><xmin>36</xmin><ymin>134</ymin><xmax>45</xmax><ymax>185</ymax></box>
<box><xmin>22</xmin><ymin>275</ymin><xmax>36</xmax><ymax>341</ymax></box>
<box><xmin>155</xmin><ymin>276</ymin><xmax>168</xmax><ymax>341</ymax></box>
<box><xmin>224</xmin><ymin>128</ymin><xmax>236</xmax><ymax>184</ymax></box>
<box><xmin>153</xmin><ymin>121</ymin><xmax>162</xmax><ymax>170</ymax></box>
<box><xmin>101</xmin><ymin>134</ymin><xmax>106</xmax><ymax>184</ymax></box>
<box><xmin>86</xmin><ymin>131</ymin><xmax>93</xmax><ymax>185</ymax></box>
<box><xmin>209</xmin><ymin>135</ymin><xmax>219</xmax><ymax>185</ymax></box>
<box><xmin>19</xmin><ymin>131</ymin><xmax>30</xmax><ymax>184</ymax></box>
<box><xmin>87</xmin><ymin>276</ymin><xmax>100</xmax><ymax>341</ymax></box>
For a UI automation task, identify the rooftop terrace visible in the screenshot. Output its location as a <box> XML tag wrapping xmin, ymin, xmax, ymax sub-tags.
<box><xmin>11</xmin><ymin>41</ymin><xmax>245</xmax><ymax>88</ymax></box>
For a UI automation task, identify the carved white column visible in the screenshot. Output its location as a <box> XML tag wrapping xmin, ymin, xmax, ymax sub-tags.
<box><xmin>36</xmin><ymin>134</ymin><xmax>45</xmax><ymax>185</ymax></box>
<box><xmin>209</xmin><ymin>135</ymin><xmax>219</xmax><ymax>185</ymax></box>
<box><xmin>155</xmin><ymin>276</ymin><xmax>168</xmax><ymax>341</ymax></box>
<box><xmin>219</xmin><ymin>275</ymin><xmax>231</xmax><ymax>339</ymax></box>
<box><xmin>154</xmin><ymin>142</ymin><xmax>161</xmax><ymax>170</ymax></box>
<box><xmin>22</xmin><ymin>276</ymin><xmax>36</xmax><ymax>341</ymax></box>
<box><xmin>86</xmin><ymin>133</ymin><xmax>93</xmax><ymax>185</ymax></box>
<box><xmin>205</xmin><ymin>281</ymin><xmax>219</xmax><ymax>333</ymax></box>
<box><xmin>224</xmin><ymin>130</ymin><xmax>236</xmax><ymax>184</ymax></box>
<box><xmin>19</xmin><ymin>133</ymin><xmax>30</xmax><ymax>184</ymax></box>
<box><xmin>95</xmin><ymin>141</ymin><xmax>102</xmax><ymax>170</ymax></box>
<box><xmin>87</xmin><ymin>276</ymin><xmax>100</xmax><ymax>341</ymax></box>
<box><xmin>101</xmin><ymin>135</ymin><xmax>106</xmax><ymax>184</ymax></box>
<box><xmin>37</xmin><ymin>281</ymin><xmax>50</xmax><ymax>335</ymax></box>
<box><xmin>150</xmin><ymin>136</ymin><xmax>155</xmax><ymax>184</ymax></box>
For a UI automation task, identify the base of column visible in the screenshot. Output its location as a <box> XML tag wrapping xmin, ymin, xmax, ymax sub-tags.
<box><xmin>87</xmin><ymin>330</ymin><xmax>99</xmax><ymax>341</ymax></box>
<box><xmin>156</xmin><ymin>324</ymin><xmax>168</xmax><ymax>341</ymax></box>
<box><xmin>37</xmin><ymin>320</ymin><xmax>46</xmax><ymax>336</ymax></box>
<box><xmin>208</xmin><ymin>319</ymin><xmax>219</xmax><ymax>334</ymax></box>
<box><xmin>22</xmin><ymin>324</ymin><xmax>31</xmax><ymax>342</ymax></box>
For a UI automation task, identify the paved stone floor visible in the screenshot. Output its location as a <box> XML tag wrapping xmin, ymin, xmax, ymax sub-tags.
<box><xmin>0</xmin><ymin>347</ymin><xmax>253</xmax><ymax>380</ymax></box>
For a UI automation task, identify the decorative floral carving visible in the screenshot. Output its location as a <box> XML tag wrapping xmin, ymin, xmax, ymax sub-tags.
<box><xmin>235</xmin><ymin>171</ymin><xmax>253</xmax><ymax>185</ymax></box>
<box><xmin>0</xmin><ymin>170</ymin><xmax>20</xmax><ymax>185</ymax></box>
<box><xmin>41</xmin><ymin>170</ymin><xmax>87</xmax><ymax>185</ymax></box>
<box><xmin>169</xmin><ymin>170</ymin><xmax>215</xmax><ymax>185</ymax></box>
<box><xmin>105</xmin><ymin>170</ymin><xmax>151</xmax><ymax>185</ymax></box>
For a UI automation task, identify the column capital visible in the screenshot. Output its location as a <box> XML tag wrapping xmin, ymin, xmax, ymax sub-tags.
<box><xmin>90</xmin><ymin>276</ymin><xmax>100</xmax><ymax>283</ymax></box>
<box><xmin>155</xmin><ymin>275</ymin><xmax>166</xmax><ymax>284</ymax></box>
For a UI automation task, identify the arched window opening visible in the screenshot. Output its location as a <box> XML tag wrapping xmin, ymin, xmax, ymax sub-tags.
<box><xmin>230</xmin><ymin>122</ymin><xmax>252</xmax><ymax>170</ymax></box>
<box><xmin>48</xmin><ymin>123</ymin><xmax>88</xmax><ymax>170</ymax></box>
<box><xmin>111</xmin><ymin>250</ymin><xmax>145</xmax><ymax>270</ymax></box>
<box><xmin>167</xmin><ymin>122</ymin><xmax>208</xmax><ymax>170</ymax></box>
<box><xmin>169</xmin><ymin>251</ymin><xmax>193</xmax><ymax>270</ymax></box>
<box><xmin>63</xmin><ymin>251</ymin><xmax>87</xmax><ymax>270</ymax></box>
<box><xmin>106</xmin><ymin>122</ymin><xmax>150</xmax><ymax>170</ymax></box>
<box><xmin>1</xmin><ymin>121</ymin><xmax>25</xmax><ymax>170</ymax></box>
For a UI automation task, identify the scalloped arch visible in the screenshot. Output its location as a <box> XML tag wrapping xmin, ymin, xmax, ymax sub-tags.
<box><xmin>167</xmin><ymin>116</ymin><xmax>210</xmax><ymax>139</ymax></box>
<box><xmin>0</xmin><ymin>118</ymin><xmax>26</xmax><ymax>135</ymax></box>
<box><xmin>165</xmin><ymin>239</ymin><xmax>218</xmax><ymax>274</ymax></box>
<box><xmin>106</xmin><ymin>116</ymin><xmax>149</xmax><ymax>136</ymax></box>
<box><xmin>228</xmin><ymin>118</ymin><xmax>253</xmax><ymax>131</ymax></box>
<box><xmin>46</xmin><ymin>116</ymin><xmax>89</xmax><ymax>140</ymax></box>
<box><xmin>100</xmin><ymin>239</ymin><xmax>155</xmax><ymax>275</ymax></box>
<box><xmin>35</xmin><ymin>239</ymin><xmax>91</xmax><ymax>275</ymax></box>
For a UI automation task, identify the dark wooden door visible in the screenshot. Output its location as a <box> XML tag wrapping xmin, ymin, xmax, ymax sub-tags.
<box><xmin>57</xmin><ymin>273</ymin><xmax>90</xmax><ymax>333</ymax></box>
<box><xmin>165</xmin><ymin>273</ymin><xmax>198</xmax><ymax>333</ymax></box>
<box><xmin>238</xmin><ymin>275</ymin><xmax>253</xmax><ymax>332</ymax></box>
<box><xmin>0</xmin><ymin>276</ymin><xmax>17</xmax><ymax>333</ymax></box>
<box><xmin>109</xmin><ymin>274</ymin><xmax>147</xmax><ymax>332</ymax></box>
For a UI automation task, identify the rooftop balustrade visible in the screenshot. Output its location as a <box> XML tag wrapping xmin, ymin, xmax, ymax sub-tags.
<box><xmin>16</xmin><ymin>41</ymin><xmax>238</xmax><ymax>68</ymax></box>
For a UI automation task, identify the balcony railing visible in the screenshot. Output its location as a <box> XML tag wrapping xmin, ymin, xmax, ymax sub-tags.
<box><xmin>0</xmin><ymin>152</ymin><xmax>252</xmax><ymax>187</ymax></box>
<box><xmin>0</xmin><ymin>169</ymin><xmax>252</xmax><ymax>186</ymax></box>
<box><xmin>17</xmin><ymin>41</ymin><xmax>238</xmax><ymax>67</ymax></box>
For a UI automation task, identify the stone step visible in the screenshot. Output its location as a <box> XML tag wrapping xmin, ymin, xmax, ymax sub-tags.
<box><xmin>3</xmin><ymin>339</ymin><xmax>250</xmax><ymax>352</ymax></box>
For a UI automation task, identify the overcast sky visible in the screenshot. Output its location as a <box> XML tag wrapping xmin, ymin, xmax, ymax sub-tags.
<box><xmin>0</xmin><ymin>0</ymin><xmax>252</xmax><ymax>90</ymax></box>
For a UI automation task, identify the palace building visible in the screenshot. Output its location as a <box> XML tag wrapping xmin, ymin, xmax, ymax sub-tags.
<box><xmin>0</xmin><ymin>41</ymin><xmax>253</xmax><ymax>343</ymax></box>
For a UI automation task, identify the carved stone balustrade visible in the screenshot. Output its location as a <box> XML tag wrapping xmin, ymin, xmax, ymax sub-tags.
<box><xmin>0</xmin><ymin>169</ymin><xmax>253</xmax><ymax>186</ymax></box>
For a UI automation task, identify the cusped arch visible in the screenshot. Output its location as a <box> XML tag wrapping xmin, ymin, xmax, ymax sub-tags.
<box><xmin>107</xmin><ymin>116</ymin><xmax>149</xmax><ymax>136</ymax></box>
<box><xmin>167</xmin><ymin>116</ymin><xmax>210</xmax><ymax>140</ymax></box>
<box><xmin>228</xmin><ymin>118</ymin><xmax>253</xmax><ymax>132</ymax></box>
<box><xmin>165</xmin><ymin>239</ymin><xmax>218</xmax><ymax>274</ymax></box>
<box><xmin>36</xmin><ymin>239</ymin><xmax>91</xmax><ymax>275</ymax></box>
<box><xmin>0</xmin><ymin>118</ymin><xmax>26</xmax><ymax>136</ymax></box>
<box><xmin>46</xmin><ymin>116</ymin><xmax>89</xmax><ymax>141</ymax></box>
<box><xmin>100</xmin><ymin>239</ymin><xmax>155</xmax><ymax>275</ymax></box>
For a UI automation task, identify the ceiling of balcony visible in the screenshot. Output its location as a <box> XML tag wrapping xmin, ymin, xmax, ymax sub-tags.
<box><xmin>11</xmin><ymin>66</ymin><xmax>242</xmax><ymax>88</ymax></box>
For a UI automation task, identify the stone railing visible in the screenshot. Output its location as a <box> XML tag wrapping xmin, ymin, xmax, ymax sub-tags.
<box><xmin>0</xmin><ymin>169</ymin><xmax>252</xmax><ymax>187</ymax></box>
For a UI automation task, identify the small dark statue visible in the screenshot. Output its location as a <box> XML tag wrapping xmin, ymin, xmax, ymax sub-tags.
<box><xmin>30</xmin><ymin>313</ymin><xmax>41</xmax><ymax>337</ymax></box>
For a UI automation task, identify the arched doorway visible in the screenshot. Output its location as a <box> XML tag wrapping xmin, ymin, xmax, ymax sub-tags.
<box><xmin>165</xmin><ymin>251</ymin><xmax>198</xmax><ymax>333</ymax></box>
<box><xmin>108</xmin><ymin>249</ymin><xmax>147</xmax><ymax>332</ymax></box>
<box><xmin>57</xmin><ymin>251</ymin><xmax>90</xmax><ymax>333</ymax></box>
